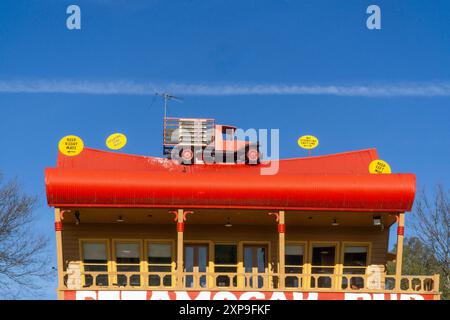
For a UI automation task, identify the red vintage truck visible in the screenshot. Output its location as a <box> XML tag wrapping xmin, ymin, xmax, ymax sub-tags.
<box><xmin>163</xmin><ymin>117</ymin><xmax>260</xmax><ymax>165</ymax></box>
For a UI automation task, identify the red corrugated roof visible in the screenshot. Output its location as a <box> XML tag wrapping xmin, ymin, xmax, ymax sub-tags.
<box><xmin>45</xmin><ymin>148</ymin><xmax>415</xmax><ymax>212</ymax></box>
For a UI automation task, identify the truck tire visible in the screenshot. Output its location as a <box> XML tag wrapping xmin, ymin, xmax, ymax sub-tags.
<box><xmin>180</xmin><ymin>148</ymin><xmax>194</xmax><ymax>165</ymax></box>
<box><xmin>245</xmin><ymin>147</ymin><xmax>260</xmax><ymax>165</ymax></box>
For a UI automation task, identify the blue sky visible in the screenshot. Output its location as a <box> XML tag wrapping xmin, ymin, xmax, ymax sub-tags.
<box><xmin>0</xmin><ymin>0</ymin><xmax>449</xmax><ymax>299</ymax></box>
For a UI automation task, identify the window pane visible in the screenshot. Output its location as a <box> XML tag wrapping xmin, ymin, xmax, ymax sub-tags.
<box><xmin>198</xmin><ymin>247</ymin><xmax>207</xmax><ymax>273</ymax></box>
<box><xmin>285</xmin><ymin>245</ymin><xmax>304</xmax><ymax>266</ymax></box>
<box><xmin>312</xmin><ymin>267</ymin><xmax>334</xmax><ymax>274</ymax></box>
<box><xmin>149</xmin><ymin>265</ymin><xmax>171</xmax><ymax>272</ymax></box>
<box><xmin>343</xmin><ymin>268</ymin><xmax>366</xmax><ymax>275</ymax></box>
<box><xmin>84</xmin><ymin>265</ymin><xmax>108</xmax><ymax>272</ymax></box>
<box><xmin>148</xmin><ymin>243</ymin><xmax>172</xmax><ymax>264</ymax></box>
<box><xmin>185</xmin><ymin>246</ymin><xmax>194</xmax><ymax>272</ymax></box>
<box><xmin>286</xmin><ymin>245</ymin><xmax>304</xmax><ymax>255</ymax></box>
<box><xmin>344</xmin><ymin>246</ymin><xmax>368</xmax><ymax>266</ymax></box>
<box><xmin>215</xmin><ymin>245</ymin><xmax>237</xmax><ymax>265</ymax></box>
<box><xmin>83</xmin><ymin>242</ymin><xmax>107</xmax><ymax>263</ymax></box>
<box><xmin>116</xmin><ymin>243</ymin><xmax>140</xmax><ymax>264</ymax></box>
<box><xmin>117</xmin><ymin>265</ymin><xmax>140</xmax><ymax>272</ymax></box>
<box><xmin>286</xmin><ymin>267</ymin><xmax>303</xmax><ymax>274</ymax></box>
<box><xmin>256</xmin><ymin>248</ymin><xmax>266</xmax><ymax>273</ymax></box>
<box><xmin>244</xmin><ymin>247</ymin><xmax>252</xmax><ymax>273</ymax></box>
<box><xmin>215</xmin><ymin>266</ymin><xmax>237</xmax><ymax>273</ymax></box>
<box><xmin>312</xmin><ymin>246</ymin><xmax>335</xmax><ymax>266</ymax></box>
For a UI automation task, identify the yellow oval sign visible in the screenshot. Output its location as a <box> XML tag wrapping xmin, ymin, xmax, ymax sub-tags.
<box><xmin>58</xmin><ymin>135</ymin><xmax>84</xmax><ymax>156</ymax></box>
<box><xmin>106</xmin><ymin>133</ymin><xmax>127</xmax><ymax>150</ymax></box>
<box><xmin>298</xmin><ymin>135</ymin><xmax>319</xmax><ymax>150</ymax></box>
<box><xmin>369</xmin><ymin>159</ymin><xmax>392</xmax><ymax>174</ymax></box>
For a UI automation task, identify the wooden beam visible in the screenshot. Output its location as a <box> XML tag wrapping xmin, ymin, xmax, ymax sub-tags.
<box><xmin>54</xmin><ymin>208</ymin><xmax>64</xmax><ymax>300</ymax></box>
<box><xmin>176</xmin><ymin>209</ymin><xmax>184</xmax><ymax>289</ymax></box>
<box><xmin>395</xmin><ymin>212</ymin><xmax>405</xmax><ymax>290</ymax></box>
<box><xmin>278</xmin><ymin>210</ymin><xmax>285</xmax><ymax>289</ymax></box>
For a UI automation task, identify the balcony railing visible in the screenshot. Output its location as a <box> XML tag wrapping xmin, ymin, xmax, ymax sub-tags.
<box><xmin>62</xmin><ymin>271</ymin><xmax>440</xmax><ymax>294</ymax></box>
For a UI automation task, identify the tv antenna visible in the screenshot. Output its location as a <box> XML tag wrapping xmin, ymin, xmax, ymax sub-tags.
<box><xmin>155</xmin><ymin>93</ymin><xmax>183</xmax><ymax>119</ymax></box>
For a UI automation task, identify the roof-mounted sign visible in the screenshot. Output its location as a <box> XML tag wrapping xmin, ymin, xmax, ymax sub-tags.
<box><xmin>298</xmin><ymin>135</ymin><xmax>319</xmax><ymax>150</ymax></box>
<box><xmin>106</xmin><ymin>133</ymin><xmax>127</xmax><ymax>150</ymax></box>
<box><xmin>58</xmin><ymin>135</ymin><xmax>84</xmax><ymax>156</ymax></box>
<box><xmin>369</xmin><ymin>159</ymin><xmax>391</xmax><ymax>174</ymax></box>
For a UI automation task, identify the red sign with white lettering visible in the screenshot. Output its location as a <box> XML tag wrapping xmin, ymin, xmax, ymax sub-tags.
<box><xmin>64</xmin><ymin>290</ymin><xmax>435</xmax><ymax>300</ymax></box>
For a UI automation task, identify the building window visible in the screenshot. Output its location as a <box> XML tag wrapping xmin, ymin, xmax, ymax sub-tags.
<box><xmin>285</xmin><ymin>244</ymin><xmax>304</xmax><ymax>288</ymax></box>
<box><xmin>310</xmin><ymin>244</ymin><xmax>337</xmax><ymax>288</ymax></box>
<box><xmin>115</xmin><ymin>241</ymin><xmax>141</xmax><ymax>287</ymax></box>
<box><xmin>148</xmin><ymin>243</ymin><xmax>172</xmax><ymax>287</ymax></box>
<box><xmin>81</xmin><ymin>241</ymin><xmax>109</xmax><ymax>287</ymax></box>
<box><xmin>185</xmin><ymin>244</ymin><xmax>209</xmax><ymax>288</ymax></box>
<box><xmin>214</xmin><ymin>244</ymin><xmax>237</xmax><ymax>287</ymax></box>
<box><xmin>243</xmin><ymin>245</ymin><xmax>268</xmax><ymax>289</ymax></box>
<box><xmin>342</xmin><ymin>245</ymin><xmax>369</xmax><ymax>290</ymax></box>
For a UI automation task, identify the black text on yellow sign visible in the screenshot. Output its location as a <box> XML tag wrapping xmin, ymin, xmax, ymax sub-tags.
<box><xmin>58</xmin><ymin>135</ymin><xmax>84</xmax><ymax>156</ymax></box>
<box><xmin>106</xmin><ymin>133</ymin><xmax>127</xmax><ymax>150</ymax></box>
<box><xmin>369</xmin><ymin>159</ymin><xmax>392</xmax><ymax>174</ymax></box>
<box><xmin>297</xmin><ymin>135</ymin><xmax>319</xmax><ymax>150</ymax></box>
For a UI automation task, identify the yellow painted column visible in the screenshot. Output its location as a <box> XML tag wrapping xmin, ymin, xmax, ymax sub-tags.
<box><xmin>176</xmin><ymin>209</ymin><xmax>184</xmax><ymax>289</ymax></box>
<box><xmin>237</xmin><ymin>243</ymin><xmax>244</xmax><ymax>289</ymax></box>
<box><xmin>433</xmin><ymin>274</ymin><xmax>440</xmax><ymax>300</ymax></box>
<box><xmin>173</xmin><ymin>209</ymin><xmax>193</xmax><ymax>289</ymax></box>
<box><xmin>54</xmin><ymin>208</ymin><xmax>64</xmax><ymax>300</ymax></box>
<box><xmin>278</xmin><ymin>210</ymin><xmax>286</xmax><ymax>290</ymax></box>
<box><xmin>395</xmin><ymin>212</ymin><xmax>405</xmax><ymax>290</ymax></box>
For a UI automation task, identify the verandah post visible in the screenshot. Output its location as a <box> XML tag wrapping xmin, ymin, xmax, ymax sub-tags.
<box><xmin>269</xmin><ymin>210</ymin><xmax>286</xmax><ymax>290</ymax></box>
<box><xmin>172</xmin><ymin>209</ymin><xmax>194</xmax><ymax>289</ymax></box>
<box><xmin>395</xmin><ymin>212</ymin><xmax>405</xmax><ymax>290</ymax></box>
<box><xmin>278</xmin><ymin>210</ymin><xmax>286</xmax><ymax>290</ymax></box>
<box><xmin>176</xmin><ymin>209</ymin><xmax>184</xmax><ymax>290</ymax></box>
<box><xmin>54</xmin><ymin>208</ymin><xmax>64</xmax><ymax>300</ymax></box>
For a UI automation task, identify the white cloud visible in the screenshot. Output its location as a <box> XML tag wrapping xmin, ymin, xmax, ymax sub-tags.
<box><xmin>1</xmin><ymin>79</ymin><xmax>450</xmax><ymax>97</ymax></box>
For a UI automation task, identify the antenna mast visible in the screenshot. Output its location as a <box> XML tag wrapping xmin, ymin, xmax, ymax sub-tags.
<box><xmin>155</xmin><ymin>93</ymin><xmax>183</xmax><ymax>119</ymax></box>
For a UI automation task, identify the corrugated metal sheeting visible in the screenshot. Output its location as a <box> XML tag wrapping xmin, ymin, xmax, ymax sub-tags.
<box><xmin>45</xmin><ymin>148</ymin><xmax>415</xmax><ymax>212</ymax></box>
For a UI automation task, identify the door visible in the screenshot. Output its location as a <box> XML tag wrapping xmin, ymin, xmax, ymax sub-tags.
<box><xmin>184</xmin><ymin>244</ymin><xmax>208</xmax><ymax>288</ymax></box>
<box><xmin>310</xmin><ymin>244</ymin><xmax>337</xmax><ymax>289</ymax></box>
<box><xmin>243</xmin><ymin>245</ymin><xmax>268</xmax><ymax>289</ymax></box>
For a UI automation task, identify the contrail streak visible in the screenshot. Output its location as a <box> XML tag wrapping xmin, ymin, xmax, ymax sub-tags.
<box><xmin>1</xmin><ymin>80</ymin><xmax>450</xmax><ymax>97</ymax></box>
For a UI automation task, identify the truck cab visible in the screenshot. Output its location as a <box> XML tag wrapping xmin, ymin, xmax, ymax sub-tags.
<box><xmin>163</xmin><ymin>117</ymin><xmax>260</xmax><ymax>165</ymax></box>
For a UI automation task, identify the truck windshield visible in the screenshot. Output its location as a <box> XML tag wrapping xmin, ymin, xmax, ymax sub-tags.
<box><xmin>222</xmin><ymin>128</ymin><xmax>235</xmax><ymax>141</ymax></box>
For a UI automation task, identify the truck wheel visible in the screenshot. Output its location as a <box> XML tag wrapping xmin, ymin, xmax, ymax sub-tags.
<box><xmin>180</xmin><ymin>148</ymin><xmax>194</xmax><ymax>165</ymax></box>
<box><xmin>245</xmin><ymin>148</ymin><xmax>260</xmax><ymax>165</ymax></box>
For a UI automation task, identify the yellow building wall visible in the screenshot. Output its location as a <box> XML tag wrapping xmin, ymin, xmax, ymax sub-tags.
<box><xmin>61</xmin><ymin>223</ymin><xmax>389</xmax><ymax>271</ymax></box>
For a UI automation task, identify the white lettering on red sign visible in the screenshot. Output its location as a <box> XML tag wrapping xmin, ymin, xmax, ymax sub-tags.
<box><xmin>66</xmin><ymin>290</ymin><xmax>433</xmax><ymax>301</ymax></box>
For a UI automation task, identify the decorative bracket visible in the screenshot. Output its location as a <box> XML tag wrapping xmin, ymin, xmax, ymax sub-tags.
<box><xmin>389</xmin><ymin>212</ymin><xmax>400</xmax><ymax>223</ymax></box>
<box><xmin>183</xmin><ymin>210</ymin><xmax>194</xmax><ymax>221</ymax></box>
<box><xmin>60</xmin><ymin>210</ymin><xmax>71</xmax><ymax>221</ymax></box>
<box><xmin>169</xmin><ymin>210</ymin><xmax>194</xmax><ymax>222</ymax></box>
<box><xmin>268</xmin><ymin>212</ymin><xmax>280</xmax><ymax>222</ymax></box>
<box><xmin>390</xmin><ymin>213</ymin><xmax>405</xmax><ymax>236</ymax></box>
<box><xmin>169</xmin><ymin>210</ymin><xmax>178</xmax><ymax>222</ymax></box>
<box><xmin>170</xmin><ymin>210</ymin><xmax>194</xmax><ymax>233</ymax></box>
<box><xmin>269</xmin><ymin>211</ymin><xmax>285</xmax><ymax>233</ymax></box>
